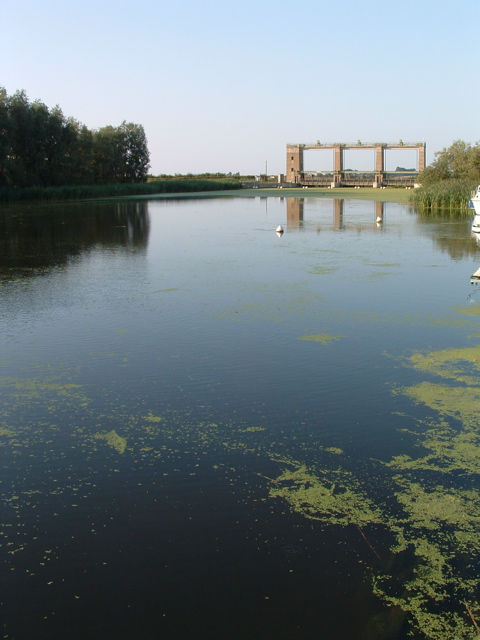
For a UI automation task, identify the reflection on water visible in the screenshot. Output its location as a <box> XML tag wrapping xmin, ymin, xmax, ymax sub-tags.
<box><xmin>286</xmin><ymin>198</ymin><xmax>387</xmax><ymax>231</ymax></box>
<box><xmin>2</xmin><ymin>196</ymin><xmax>480</xmax><ymax>640</ymax></box>
<box><xmin>0</xmin><ymin>201</ymin><xmax>150</xmax><ymax>280</ymax></box>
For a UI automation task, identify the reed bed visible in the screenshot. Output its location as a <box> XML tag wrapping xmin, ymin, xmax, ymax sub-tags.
<box><xmin>409</xmin><ymin>179</ymin><xmax>477</xmax><ymax>215</ymax></box>
<box><xmin>0</xmin><ymin>179</ymin><xmax>240</xmax><ymax>203</ymax></box>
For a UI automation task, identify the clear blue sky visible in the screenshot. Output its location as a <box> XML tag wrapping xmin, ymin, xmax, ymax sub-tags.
<box><xmin>2</xmin><ymin>0</ymin><xmax>479</xmax><ymax>175</ymax></box>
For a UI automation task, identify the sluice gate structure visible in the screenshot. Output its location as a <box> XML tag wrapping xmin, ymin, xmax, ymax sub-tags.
<box><xmin>286</xmin><ymin>141</ymin><xmax>426</xmax><ymax>188</ymax></box>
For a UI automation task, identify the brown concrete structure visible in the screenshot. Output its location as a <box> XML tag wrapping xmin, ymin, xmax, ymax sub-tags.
<box><xmin>286</xmin><ymin>146</ymin><xmax>303</xmax><ymax>183</ymax></box>
<box><xmin>286</xmin><ymin>141</ymin><xmax>426</xmax><ymax>187</ymax></box>
<box><xmin>286</xmin><ymin>198</ymin><xmax>304</xmax><ymax>227</ymax></box>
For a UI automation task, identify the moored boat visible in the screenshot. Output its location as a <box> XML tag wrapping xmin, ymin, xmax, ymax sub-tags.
<box><xmin>469</xmin><ymin>185</ymin><xmax>480</xmax><ymax>215</ymax></box>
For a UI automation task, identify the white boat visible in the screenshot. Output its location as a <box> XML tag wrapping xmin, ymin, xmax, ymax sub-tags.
<box><xmin>469</xmin><ymin>185</ymin><xmax>480</xmax><ymax>215</ymax></box>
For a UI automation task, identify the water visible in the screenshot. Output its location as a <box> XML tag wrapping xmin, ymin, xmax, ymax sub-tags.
<box><xmin>1</xmin><ymin>196</ymin><xmax>480</xmax><ymax>639</ymax></box>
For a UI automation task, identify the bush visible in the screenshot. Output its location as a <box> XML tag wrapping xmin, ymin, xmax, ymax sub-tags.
<box><xmin>409</xmin><ymin>179</ymin><xmax>477</xmax><ymax>215</ymax></box>
<box><xmin>0</xmin><ymin>180</ymin><xmax>241</xmax><ymax>203</ymax></box>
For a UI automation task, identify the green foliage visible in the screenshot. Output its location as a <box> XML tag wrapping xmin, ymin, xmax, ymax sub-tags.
<box><xmin>0</xmin><ymin>87</ymin><xmax>150</xmax><ymax>189</ymax></box>
<box><xmin>409</xmin><ymin>179</ymin><xmax>476</xmax><ymax>214</ymax></box>
<box><xmin>0</xmin><ymin>179</ymin><xmax>240</xmax><ymax>202</ymax></box>
<box><xmin>419</xmin><ymin>139</ymin><xmax>480</xmax><ymax>187</ymax></box>
<box><xmin>149</xmin><ymin>172</ymin><xmax>249</xmax><ymax>182</ymax></box>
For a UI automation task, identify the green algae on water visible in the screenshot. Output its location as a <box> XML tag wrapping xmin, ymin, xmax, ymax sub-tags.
<box><xmin>308</xmin><ymin>266</ymin><xmax>337</xmax><ymax>275</ymax></box>
<box><xmin>378</xmin><ymin>341</ymin><xmax>480</xmax><ymax>638</ymax></box>
<box><xmin>144</xmin><ymin>412</ymin><xmax>163</xmax><ymax>423</ymax></box>
<box><xmin>297</xmin><ymin>333</ymin><xmax>343</xmax><ymax>344</ymax></box>
<box><xmin>268</xmin><ymin>463</ymin><xmax>383</xmax><ymax>526</ymax></box>
<box><xmin>94</xmin><ymin>430</ymin><xmax>127</xmax><ymax>454</ymax></box>
<box><xmin>406</xmin><ymin>345</ymin><xmax>480</xmax><ymax>385</ymax></box>
<box><xmin>452</xmin><ymin>305</ymin><xmax>480</xmax><ymax>316</ymax></box>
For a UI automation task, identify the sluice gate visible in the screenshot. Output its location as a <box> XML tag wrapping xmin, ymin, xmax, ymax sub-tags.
<box><xmin>286</xmin><ymin>141</ymin><xmax>426</xmax><ymax>188</ymax></box>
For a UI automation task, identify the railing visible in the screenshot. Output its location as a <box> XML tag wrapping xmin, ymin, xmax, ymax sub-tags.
<box><xmin>299</xmin><ymin>172</ymin><xmax>418</xmax><ymax>187</ymax></box>
<box><xmin>287</xmin><ymin>141</ymin><xmax>425</xmax><ymax>148</ymax></box>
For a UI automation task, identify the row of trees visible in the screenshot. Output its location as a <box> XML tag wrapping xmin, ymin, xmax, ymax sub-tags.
<box><xmin>419</xmin><ymin>139</ymin><xmax>480</xmax><ymax>186</ymax></box>
<box><xmin>0</xmin><ymin>88</ymin><xmax>150</xmax><ymax>188</ymax></box>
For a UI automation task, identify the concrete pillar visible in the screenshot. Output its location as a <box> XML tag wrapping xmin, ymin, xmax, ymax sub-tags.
<box><xmin>334</xmin><ymin>146</ymin><xmax>343</xmax><ymax>172</ymax></box>
<box><xmin>286</xmin><ymin>145</ymin><xmax>303</xmax><ymax>183</ymax></box>
<box><xmin>374</xmin><ymin>173</ymin><xmax>384</xmax><ymax>188</ymax></box>
<box><xmin>418</xmin><ymin>144</ymin><xmax>426</xmax><ymax>171</ymax></box>
<box><xmin>332</xmin><ymin>146</ymin><xmax>343</xmax><ymax>186</ymax></box>
<box><xmin>286</xmin><ymin>198</ymin><xmax>304</xmax><ymax>228</ymax></box>
<box><xmin>334</xmin><ymin>199</ymin><xmax>344</xmax><ymax>229</ymax></box>
<box><xmin>375</xmin><ymin>146</ymin><xmax>385</xmax><ymax>172</ymax></box>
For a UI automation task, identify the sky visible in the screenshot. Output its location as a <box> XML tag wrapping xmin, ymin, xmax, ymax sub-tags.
<box><xmin>1</xmin><ymin>0</ymin><xmax>479</xmax><ymax>176</ymax></box>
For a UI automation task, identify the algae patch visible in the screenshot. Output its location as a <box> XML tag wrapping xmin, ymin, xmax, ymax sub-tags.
<box><xmin>94</xmin><ymin>430</ymin><xmax>127</xmax><ymax>454</ymax></box>
<box><xmin>377</xmin><ymin>341</ymin><xmax>480</xmax><ymax>638</ymax></box>
<box><xmin>144</xmin><ymin>412</ymin><xmax>163</xmax><ymax>423</ymax></box>
<box><xmin>453</xmin><ymin>305</ymin><xmax>480</xmax><ymax>316</ymax></box>
<box><xmin>263</xmin><ymin>338</ymin><xmax>480</xmax><ymax>639</ymax></box>
<box><xmin>268</xmin><ymin>463</ymin><xmax>383</xmax><ymax>527</ymax></box>
<box><xmin>297</xmin><ymin>333</ymin><xmax>343</xmax><ymax>344</ymax></box>
<box><xmin>308</xmin><ymin>266</ymin><xmax>337</xmax><ymax>275</ymax></box>
<box><xmin>406</xmin><ymin>345</ymin><xmax>480</xmax><ymax>385</ymax></box>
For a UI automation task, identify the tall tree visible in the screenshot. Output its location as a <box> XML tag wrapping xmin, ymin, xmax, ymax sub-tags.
<box><xmin>118</xmin><ymin>121</ymin><xmax>150</xmax><ymax>183</ymax></box>
<box><xmin>419</xmin><ymin>139</ymin><xmax>480</xmax><ymax>186</ymax></box>
<box><xmin>0</xmin><ymin>87</ymin><xmax>151</xmax><ymax>188</ymax></box>
<box><xmin>92</xmin><ymin>125</ymin><xmax>124</xmax><ymax>183</ymax></box>
<box><xmin>0</xmin><ymin>87</ymin><xmax>12</xmax><ymax>186</ymax></box>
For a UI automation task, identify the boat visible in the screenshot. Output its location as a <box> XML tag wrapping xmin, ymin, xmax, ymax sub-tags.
<box><xmin>471</xmin><ymin>267</ymin><xmax>480</xmax><ymax>283</ymax></box>
<box><xmin>469</xmin><ymin>185</ymin><xmax>480</xmax><ymax>215</ymax></box>
<box><xmin>472</xmin><ymin>216</ymin><xmax>480</xmax><ymax>233</ymax></box>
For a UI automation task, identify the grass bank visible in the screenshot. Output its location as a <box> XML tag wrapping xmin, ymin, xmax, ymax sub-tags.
<box><xmin>128</xmin><ymin>186</ymin><xmax>414</xmax><ymax>204</ymax></box>
<box><xmin>0</xmin><ymin>179</ymin><xmax>240</xmax><ymax>203</ymax></box>
<box><xmin>242</xmin><ymin>186</ymin><xmax>414</xmax><ymax>204</ymax></box>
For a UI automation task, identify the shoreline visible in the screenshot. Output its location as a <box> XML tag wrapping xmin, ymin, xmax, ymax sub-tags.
<box><xmin>116</xmin><ymin>186</ymin><xmax>413</xmax><ymax>205</ymax></box>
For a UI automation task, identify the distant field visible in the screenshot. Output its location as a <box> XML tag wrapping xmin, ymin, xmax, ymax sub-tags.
<box><xmin>139</xmin><ymin>186</ymin><xmax>413</xmax><ymax>204</ymax></box>
<box><xmin>238</xmin><ymin>186</ymin><xmax>413</xmax><ymax>204</ymax></box>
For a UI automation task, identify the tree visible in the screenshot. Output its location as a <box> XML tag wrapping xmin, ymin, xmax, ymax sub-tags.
<box><xmin>0</xmin><ymin>87</ymin><xmax>12</xmax><ymax>186</ymax></box>
<box><xmin>92</xmin><ymin>125</ymin><xmax>123</xmax><ymax>183</ymax></box>
<box><xmin>419</xmin><ymin>139</ymin><xmax>480</xmax><ymax>186</ymax></box>
<box><xmin>63</xmin><ymin>119</ymin><xmax>95</xmax><ymax>185</ymax></box>
<box><xmin>7</xmin><ymin>89</ymin><xmax>37</xmax><ymax>186</ymax></box>
<box><xmin>0</xmin><ymin>87</ymin><xmax>151</xmax><ymax>188</ymax></box>
<box><xmin>118</xmin><ymin>121</ymin><xmax>150</xmax><ymax>183</ymax></box>
<box><xmin>92</xmin><ymin>122</ymin><xmax>150</xmax><ymax>184</ymax></box>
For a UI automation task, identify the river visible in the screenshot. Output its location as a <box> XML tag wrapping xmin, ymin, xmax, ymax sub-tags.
<box><xmin>1</xmin><ymin>195</ymin><xmax>480</xmax><ymax>639</ymax></box>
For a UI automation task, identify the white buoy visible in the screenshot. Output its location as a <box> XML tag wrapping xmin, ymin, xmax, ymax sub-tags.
<box><xmin>276</xmin><ymin>225</ymin><xmax>284</xmax><ymax>233</ymax></box>
<box><xmin>376</xmin><ymin>217</ymin><xmax>383</xmax><ymax>223</ymax></box>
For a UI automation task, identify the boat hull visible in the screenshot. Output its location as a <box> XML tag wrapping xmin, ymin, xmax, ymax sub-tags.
<box><xmin>470</xmin><ymin>187</ymin><xmax>480</xmax><ymax>215</ymax></box>
<box><xmin>471</xmin><ymin>199</ymin><xmax>480</xmax><ymax>215</ymax></box>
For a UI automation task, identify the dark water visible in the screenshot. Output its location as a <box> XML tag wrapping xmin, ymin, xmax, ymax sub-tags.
<box><xmin>1</xmin><ymin>196</ymin><xmax>480</xmax><ymax>640</ymax></box>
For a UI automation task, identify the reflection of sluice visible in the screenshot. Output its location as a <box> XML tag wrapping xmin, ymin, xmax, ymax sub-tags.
<box><xmin>285</xmin><ymin>197</ymin><xmax>385</xmax><ymax>230</ymax></box>
<box><xmin>334</xmin><ymin>199</ymin><xmax>344</xmax><ymax>229</ymax></box>
<box><xmin>286</xmin><ymin>198</ymin><xmax>304</xmax><ymax>228</ymax></box>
